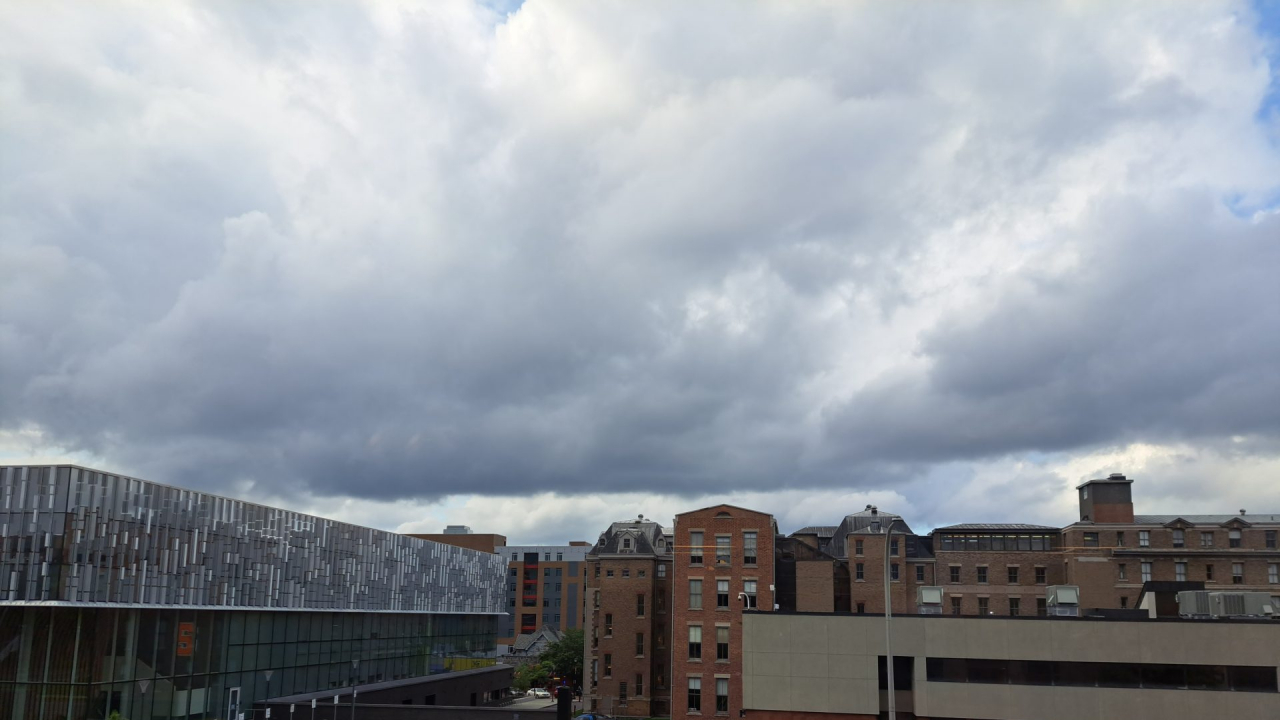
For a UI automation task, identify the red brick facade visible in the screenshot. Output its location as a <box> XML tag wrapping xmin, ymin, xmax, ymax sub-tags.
<box><xmin>672</xmin><ymin>505</ymin><xmax>776</xmax><ymax>720</ymax></box>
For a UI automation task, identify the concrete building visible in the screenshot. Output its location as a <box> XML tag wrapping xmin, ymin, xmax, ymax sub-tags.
<box><xmin>0</xmin><ymin>465</ymin><xmax>506</xmax><ymax>720</ymax></box>
<box><xmin>584</xmin><ymin>516</ymin><xmax>673</xmax><ymax>718</ymax></box>
<box><xmin>740</xmin><ymin>612</ymin><xmax>1280</xmax><ymax>720</ymax></box>
<box><xmin>499</xmin><ymin>543</ymin><xmax>591</xmax><ymax>646</ymax></box>
<box><xmin>672</xmin><ymin>505</ymin><xmax>777</xmax><ymax>720</ymax></box>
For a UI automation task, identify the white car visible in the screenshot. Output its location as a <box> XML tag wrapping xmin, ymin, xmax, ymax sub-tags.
<box><xmin>532</xmin><ymin>688</ymin><xmax>552</xmax><ymax>699</ymax></box>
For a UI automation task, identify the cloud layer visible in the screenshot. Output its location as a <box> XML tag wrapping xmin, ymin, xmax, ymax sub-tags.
<box><xmin>2</xmin><ymin>1</ymin><xmax>1278</xmax><ymax>538</ymax></box>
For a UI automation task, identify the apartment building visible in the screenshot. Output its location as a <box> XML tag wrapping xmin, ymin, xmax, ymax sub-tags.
<box><xmin>1062</xmin><ymin>474</ymin><xmax>1280</xmax><ymax>610</ymax></box>
<box><xmin>500</xmin><ymin>543</ymin><xmax>592</xmax><ymax>646</ymax></box>
<box><xmin>782</xmin><ymin>474</ymin><xmax>1280</xmax><ymax>615</ymax></box>
<box><xmin>584</xmin><ymin>517</ymin><xmax>673</xmax><ymax>718</ymax></box>
<box><xmin>672</xmin><ymin>504</ymin><xmax>777</xmax><ymax>720</ymax></box>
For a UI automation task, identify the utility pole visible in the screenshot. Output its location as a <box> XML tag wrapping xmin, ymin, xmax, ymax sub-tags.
<box><xmin>883</xmin><ymin>521</ymin><xmax>896</xmax><ymax>720</ymax></box>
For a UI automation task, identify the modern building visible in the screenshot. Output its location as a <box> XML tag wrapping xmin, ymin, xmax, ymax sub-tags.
<box><xmin>0</xmin><ymin>465</ymin><xmax>506</xmax><ymax>720</ymax></box>
<box><xmin>584</xmin><ymin>516</ymin><xmax>673</xmax><ymax>718</ymax></box>
<box><xmin>740</xmin><ymin>611</ymin><xmax>1280</xmax><ymax>720</ymax></box>
<box><xmin>672</xmin><ymin>504</ymin><xmax>777</xmax><ymax>720</ymax></box>
<box><xmin>498</xmin><ymin>543</ymin><xmax>591</xmax><ymax>646</ymax></box>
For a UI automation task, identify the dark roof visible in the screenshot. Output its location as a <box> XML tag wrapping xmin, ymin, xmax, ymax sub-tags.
<box><xmin>512</xmin><ymin>626</ymin><xmax>563</xmax><ymax>653</ymax></box>
<box><xmin>828</xmin><ymin>511</ymin><xmax>916</xmax><ymax>558</ymax></box>
<box><xmin>588</xmin><ymin>519</ymin><xmax>670</xmax><ymax>556</ymax></box>
<box><xmin>1133</xmin><ymin>514</ymin><xmax>1279</xmax><ymax>525</ymax></box>
<box><xmin>791</xmin><ymin>526</ymin><xmax>838</xmax><ymax>538</ymax></box>
<box><xmin>933</xmin><ymin>523</ymin><xmax>1058</xmax><ymax>532</ymax></box>
<box><xmin>1136</xmin><ymin>580</ymin><xmax>1205</xmax><ymax>608</ymax></box>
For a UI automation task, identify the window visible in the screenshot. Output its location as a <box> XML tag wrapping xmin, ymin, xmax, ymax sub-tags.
<box><xmin>1172</xmin><ymin>528</ymin><xmax>1185</xmax><ymax>547</ymax></box>
<box><xmin>636</xmin><ymin>674</ymin><xmax>643</xmax><ymax>698</ymax></box>
<box><xmin>638</xmin><ymin>568</ymin><xmax>647</xmax><ymax>578</ymax></box>
<box><xmin>1201</xmin><ymin>531</ymin><xmax>1214</xmax><ymax>548</ymax></box>
<box><xmin>856</xmin><ymin>563</ymin><xmax>865</xmax><ymax>581</ymax></box>
<box><xmin>1269</xmin><ymin>564</ymin><xmax>1278</xmax><ymax>584</ymax></box>
<box><xmin>512</xmin><ymin>553</ymin><xmax>519</xmax><ymax>561</ymax></box>
<box><xmin>595</xmin><ymin>565</ymin><xmax>601</xmax><ymax>578</ymax></box>
<box><xmin>1141</xmin><ymin>562</ymin><xmax>1152</xmax><ymax>582</ymax></box>
<box><xmin>1267</xmin><ymin>531</ymin><xmax>1277</xmax><ymax>549</ymax></box>
<box><xmin>1007</xmin><ymin>566</ymin><xmax>1019</xmax><ymax>584</ymax></box>
<box><xmin>604</xmin><ymin>654</ymin><xmax>612</xmax><ymax>678</ymax></box>
<box><xmin>950</xmin><ymin>596</ymin><xmax>961</xmax><ymax>615</ymax></box>
<box><xmin>716</xmin><ymin>579</ymin><xmax>729</xmax><ymax>609</ymax></box>
<box><xmin>1036</xmin><ymin>598</ymin><xmax>1047</xmax><ymax>616</ymax></box>
<box><xmin>716</xmin><ymin>626</ymin><xmax>729</xmax><ymax>660</ymax></box>
<box><xmin>1206</xmin><ymin>564</ymin><xmax>1214</xmax><ymax>581</ymax></box>
<box><xmin>978</xmin><ymin>597</ymin><xmax>989</xmax><ymax>615</ymax></box>
<box><xmin>1118</xmin><ymin>563</ymin><xmax>1127</xmax><ymax>580</ymax></box>
<box><xmin>1083</xmin><ymin>532</ymin><xmax>1099</xmax><ymax>547</ymax></box>
<box><xmin>687</xmin><ymin>677</ymin><xmax>701</xmax><ymax>712</ymax></box>
<box><xmin>636</xmin><ymin>632</ymin><xmax>644</xmax><ymax>657</ymax></box>
<box><xmin>622</xmin><ymin>538</ymin><xmax>631</xmax><ymax>551</ymax></box>
<box><xmin>619</xmin><ymin>682</ymin><xmax>627</xmax><ymax>704</ymax></box>
<box><xmin>1035</xmin><ymin>566</ymin><xmax>1046</xmax><ymax>584</ymax></box>
<box><xmin>1116</xmin><ymin>531</ymin><xmax>1125</xmax><ymax>547</ymax></box>
<box><xmin>544</xmin><ymin>568</ymin><xmax>552</xmax><ymax>577</ymax></box>
<box><xmin>891</xmin><ymin>563</ymin><xmax>900</xmax><ymax>581</ymax></box>
<box><xmin>658</xmin><ymin>563</ymin><xmax>667</xmax><ymax>578</ymax></box>
<box><xmin>890</xmin><ymin>538</ymin><xmax>899</xmax><ymax>556</ymax></box>
<box><xmin>606</xmin><ymin>570</ymin><xmax>614</xmax><ymax>578</ymax></box>
<box><xmin>689</xmin><ymin>579</ymin><xmax>703</xmax><ymax>609</ymax></box>
<box><xmin>1229</xmin><ymin>529</ymin><xmax>1241</xmax><ymax>548</ymax></box>
<box><xmin>924</xmin><ymin>657</ymin><xmax>1279</xmax><ymax>693</ymax></box>
<box><xmin>622</xmin><ymin>569</ymin><xmax>630</xmax><ymax>578</ymax></box>
<box><xmin>743</xmin><ymin>531</ymin><xmax>758</xmax><ymax>564</ymax></box>
<box><xmin>715</xmin><ymin>536</ymin><xmax>731</xmax><ymax>566</ymax></box>
<box><xmin>637</xmin><ymin>594</ymin><xmax>645</xmax><ymax>617</ymax></box>
<box><xmin>1176</xmin><ymin>562</ymin><xmax>1187</xmax><ymax>582</ymax></box>
<box><xmin>556</xmin><ymin>582</ymin><xmax>561</xmax><ymax>590</ymax></box>
<box><xmin>949</xmin><ymin>566</ymin><xmax>961</xmax><ymax>583</ymax></box>
<box><xmin>554</xmin><ymin>613</ymin><xmax>560</xmax><ymax>622</ymax></box>
<box><xmin>1232</xmin><ymin>563</ymin><xmax>1244</xmax><ymax>584</ymax></box>
<box><xmin>916</xmin><ymin>565</ymin><xmax>926</xmax><ymax>582</ymax></box>
<box><xmin>1009</xmin><ymin>597</ymin><xmax>1020</xmax><ymax>616</ymax></box>
<box><xmin>605</xmin><ymin>614</ymin><xmax>613</xmax><ymax>636</ymax></box>
<box><xmin>555</xmin><ymin>567</ymin><xmax>562</xmax><ymax>576</ymax></box>
<box><xmin>855</xmin><ymin>539</ymin><xmax>864</xmax><ymax>556</ymax></box>
<box><xmin>689</xmin><ymin>626</ymin><xmax>702</xmax><ymax>659</ymax></box>
<box><xmin>977</xmin><ymin>566</ymin><xmax>988</xmax><ymax>584</ymax></box>
<box><xmin>743</xmin><ymin>580</ymin><xmax>758</xmax><ymax>608</ymax></box>
<box><xmin>545</xmin><ymin>552</ymin><xmax>551</xmax><ymax>561</ymax></box>
<box><xmin>690</xmin><ymin>532</ymin><xmax>704</xmax><ymax>564</ymax></box>
<box><xmin>715</xmin><ymin>678</ymin><xmax>729</xmax><ymax>713</ymax></box>
<box><xmin>1139</xmin><ymin>530</ymin><xmax>1150</xmax><ymax>547</ymax></box>
<box><xmin>556</xmin><ymin>552</ymin><xmax>563</xmax><ymax>561</ymax></box>
<box><xmin>1120</xmin><ymin>596</ymin><xmax>1128</xmax><ymax>608</ymax></box>
<box><xmin>657</xmin><ymin>594</ymin><xmax>665</xmax><ymax>613</ymax></box>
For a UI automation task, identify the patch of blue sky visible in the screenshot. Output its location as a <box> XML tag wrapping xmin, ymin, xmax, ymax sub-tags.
<box><xmin>1253</xmin><ymin>0</ymin><xmax>1280</xmax><ymax>121</ymax></box>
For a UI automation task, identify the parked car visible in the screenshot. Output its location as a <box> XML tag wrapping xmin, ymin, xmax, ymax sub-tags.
<box><xmin>532</xmin><ymin>688</ymin><xmax>552</xmax><ymax>698</ymax></box>
<box><xmin>574</xmin><ymin>714</ymin><xmax>614</xmax><ymax>720</ymax></box>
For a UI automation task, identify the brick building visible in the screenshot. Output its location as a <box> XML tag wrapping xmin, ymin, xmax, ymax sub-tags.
<box><xmin>584</xmin><ymin>517</ymin><xmax>673</xmax><ymax>718</ymax></box>
<box><xmin>672</xmin><ymin>505</ymin><xmax>777</xmax><ymax>720</ymax></box>
<box><xmin>499</xmin><ymin>543</ymin><xmax>592</xmax><ymax>647</ymax></box>
<box><xmin>780</xmin><ymin>474</ymin><xmax>1280</xmax><ymax>617</ymax></box>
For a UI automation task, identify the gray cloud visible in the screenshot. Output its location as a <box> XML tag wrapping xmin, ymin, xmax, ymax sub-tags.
<box><xmin>2</xmin><ymin>1</ymin><xmax>1278</xmax><ymax>516</ymax></box>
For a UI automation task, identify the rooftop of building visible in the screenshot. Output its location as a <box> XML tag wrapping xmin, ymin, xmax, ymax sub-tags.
<box><xmin>791</xmin><ymin>525</ymin><xmax>839</xmax><ymax>537</ymax></box>
<box><xmin>588</xmin><ymin>515</ymin><xmax>671</xmax><ymax>556</ymax></box>
<box><xmin>1132</xmin><ymin>513</ymin><xmax>1280</xmax><ymax>525</ymax></box>
<box><xmin>933</xmin><ymin>523</ymin><xmax>1059</xmax><ymax>532</ymax></box>
<box><xmin>1076</xmin><ymin>472</ymin><xmax>1135</xmax><ymax>489</ymax></box>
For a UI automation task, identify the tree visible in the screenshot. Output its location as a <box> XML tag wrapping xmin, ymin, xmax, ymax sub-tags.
<box><xmin>539</xmin><ymin>628</ymin><xmax>584</xmax><ymax>687</ymax></box>
<box><xmin>513</xmin><ymin>661</ymin><xmax>551</xmax><ymax>692</ymax></box>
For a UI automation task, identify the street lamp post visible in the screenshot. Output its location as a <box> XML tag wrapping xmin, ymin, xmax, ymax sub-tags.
<box><xmin>883</xmin><ymin>522</ymin><xmax>896</xmax><ymax>720</ymax></box>
<box><xmin>350</xmin><ymin>659</ymin><xmax>360</xmax><ymax>720</ymax></box>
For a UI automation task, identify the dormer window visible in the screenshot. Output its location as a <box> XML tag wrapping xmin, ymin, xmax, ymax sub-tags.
<box><xmin>623</xmin><ymin>538</ymin><xmax>632</xmax><ymax>550</ymax></box>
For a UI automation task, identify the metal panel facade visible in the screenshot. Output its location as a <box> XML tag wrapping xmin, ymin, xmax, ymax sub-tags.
<box><xmin>0</xmin><ymin>466</ymin><xmax>505</xmax><ymax>614</ymax></box>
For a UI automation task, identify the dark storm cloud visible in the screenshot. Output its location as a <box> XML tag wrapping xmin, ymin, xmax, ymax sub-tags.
<box><xmin>2</xmin><ymin>0</ymin><xmax>1278</xmax><ymax>507</ymax></box>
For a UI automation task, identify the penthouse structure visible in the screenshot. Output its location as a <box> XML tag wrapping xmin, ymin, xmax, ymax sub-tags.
<box><xmin>0</xmin><ymin>465</ymin><xmax>505</xmax><ymax>720</ymax></box>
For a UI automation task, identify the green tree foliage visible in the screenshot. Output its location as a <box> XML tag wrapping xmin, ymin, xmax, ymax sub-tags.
<box><xmin>539</xmin><ymin>628</ymin><xmax>584</xmax><ymax>687</ymax></box>
<box><xmin>513</xmin><ymin>661</ymin><xmax>550</xmax><ymax>692</ymax></box>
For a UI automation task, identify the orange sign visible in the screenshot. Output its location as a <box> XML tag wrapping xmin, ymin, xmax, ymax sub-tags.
<box><xmin>176</xmin><ymin>622</ymin><xmax>195</xmax><ymax>657</ymax></box>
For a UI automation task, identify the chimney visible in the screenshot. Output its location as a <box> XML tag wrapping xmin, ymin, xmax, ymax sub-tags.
<box><xmin>870</xmin><ymin>506</ymin><xmax>878</xmax><ymax>516</ymax></box>
<box><xmin>1240</xmin><ymin>509</ymin><xmax>1246</xmax><ymax>517</ymax></box>
<box><xmin>1077</xmin><ymin>474</ymin><xmax>1134</xmax><ymax>523</ymax></box>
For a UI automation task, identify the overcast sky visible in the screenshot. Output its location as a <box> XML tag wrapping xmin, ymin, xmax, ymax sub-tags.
<box><xmin>3</xmin><ymin>1</ymin><xmax>1279</xmax><ymax>544</ymax></box>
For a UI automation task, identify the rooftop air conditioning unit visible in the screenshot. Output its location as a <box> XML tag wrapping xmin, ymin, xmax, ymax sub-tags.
<box><xmin>1046</xmin><ymin>585</ymin><xmax>1080</xmax><ymax>617</ymax></box>
<box><xmin>917</xmin><ymin>586</ymin><xmax>944</xmax><ymax>615</ymax></box>
<box><xmin>1179</xmin><ymin>591</ymin><xmax>1276</xmax><ymax>619</ymax></box>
